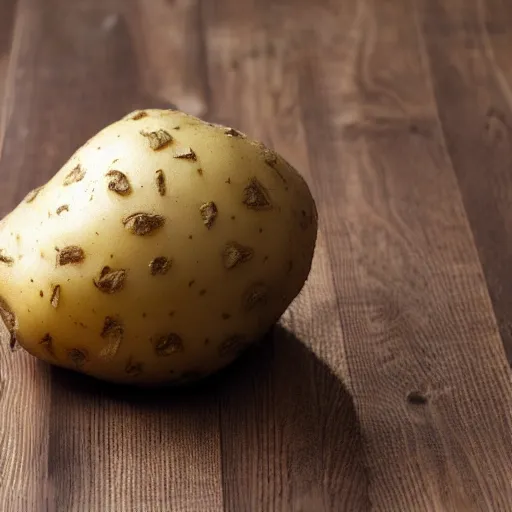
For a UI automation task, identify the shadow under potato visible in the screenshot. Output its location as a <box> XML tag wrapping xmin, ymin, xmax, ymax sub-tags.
<box><xmin>50</xmin><ymin>325</ymin><xmax>344</xmax><ymax>406</ymax></box>
<box><xmin>216</xmin><ymin>325</ymin><xmax>368</xmax><ymax>511</ymax></box>
<box><xmin>49</xmin><ymin>324</ymin><xmax>368</xmax><ymax>510</ymax></box>
<box><xmin>49</xmin><ymin>327</ymin><xmax>277</xmax><ymax>403</ymax></box>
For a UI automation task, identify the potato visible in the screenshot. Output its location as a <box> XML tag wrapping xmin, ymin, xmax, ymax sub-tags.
<box><xmin>0</xmin><ymin>109</ymin><xmax>318</xmax><ymax>386</ymax></box>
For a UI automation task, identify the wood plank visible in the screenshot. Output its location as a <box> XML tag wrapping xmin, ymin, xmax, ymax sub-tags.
<box><xmin>202</xmin><ymin>1</ymin><xmax>369</xmax><ymax>511</ymax></box>
<box><xmin>0</xmin><ymin>3</ymin><xmax>52</xmax><ymax>511</ymax></box>
<box><xmin>0</xmin><ymin>0</ymin><xmax>222</xmax><ymax>511</ymax></box>
<box><xmin>0</xmin><ymin>0</ymin><xmax>17</xmax><ymax>136</ymax></box>
<box><xmin>417</xmin><ymin>0</ymin><xmax>512</xmax><ymax>363</ymax></box>
<box><xmin>293</xmin><ymin>0</ymin><xmax>512</xmax><ymax>511</ymax></box>
<box><xmin>125</xmin><ymin>0</ymin><xmax>209</xmax><ymax>118</ymax></box>
<box><xmin>0</xmin><ymin>340</ymin><xmax>52</xmax><ymax>511</ymax></box>
<box><xmin>0</xmin><ymin>0</ymin><xmax>17</xmax><ymax>63</ymax></box>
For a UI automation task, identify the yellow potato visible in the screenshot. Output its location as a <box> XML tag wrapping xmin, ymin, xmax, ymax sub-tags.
<box><xmin>0</xmin><ymin>109</ymin><xmax>318</xmax><ymax>386</ymax></box>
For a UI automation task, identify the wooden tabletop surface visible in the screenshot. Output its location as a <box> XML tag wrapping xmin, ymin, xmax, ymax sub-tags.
<box><xmin>1</xmin><ymin>0</ymin><xmax>512</xmax><ymax>511</ymax></box>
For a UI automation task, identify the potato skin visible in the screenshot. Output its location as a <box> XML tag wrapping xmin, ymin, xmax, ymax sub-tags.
<box><xmin>0</xmin><ymin>109</ymin><xmax>318</xmax><ymax>386</ymax></box>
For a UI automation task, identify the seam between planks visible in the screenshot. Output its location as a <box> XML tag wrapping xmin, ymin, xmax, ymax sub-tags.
<box><xmin>0</xmin><ymin>0</ymin><xmax>23</xmax><ymax>163</ymax></box>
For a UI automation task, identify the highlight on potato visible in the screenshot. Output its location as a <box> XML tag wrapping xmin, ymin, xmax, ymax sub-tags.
<box><xmin>0</xmin><ymin>109</ymin><xmax>318</xmax><ymax>386</ymax></box>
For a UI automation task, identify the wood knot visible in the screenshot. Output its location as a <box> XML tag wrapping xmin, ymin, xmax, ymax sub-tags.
<box><xmin>407</xmin><ymin>391</ymin><xmax>428</xmax><ymax>406</ymax></box>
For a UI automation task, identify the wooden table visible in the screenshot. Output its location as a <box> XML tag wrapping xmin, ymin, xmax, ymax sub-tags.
<box><xmin>1</xmin><ymin>0</ymin><xmax>512</xmax><ymax>511</ymax></box>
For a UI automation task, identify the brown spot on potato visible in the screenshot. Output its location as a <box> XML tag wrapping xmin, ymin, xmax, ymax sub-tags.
<box><xmin>101</xmin><ymin>316</ymin><xmax>123</xmax><ymax>338</ymax></box>
<box><xmin>263</xmin><ymin>149</ymin><xmax>278</xmax><ymax>166</ymax></box>
<box><xmin>94</xmin><ymin>267</ymin><xmax>126</xmax><ymax>294</ymax></box>
<box><xmin>39</xmin><ymin>290</ymin><xmax>44</xmax><ymax>298</ymax></box>
<box><xmin>63</xmin><ymin>164</ymin><xmax>85</xmax><ymax>186</ymax></box>
<box><xmin>0</xmin><ymin>297</ymin><xmax>18</xmax><ymax>350</ymax></box>
<box><xmin>222</xmin><ymin>313</ymin><xmax>231</xmax><ymax>320</ymax></box>
<box><xmin>155</xmin><ymin>170</ymin><xmax>166</xmax><ymax>196</ymax></box>
<box><xmin>243</xmin><ymin>283</ymin><xmax>268</xmax><ymax>311</ymax></box>
<box><xmin>0</xmin><ymin>251</ymin><xmax>14</xmax><ymax>266</ymax></box>
<box><xmin>24</xmin><ymin>186</ymin><xmax>43</xmax><ymax>203</ymax></box>
<box><xmin>260</xmin><ymin>147</ymin><xmax>287</xmax><ymax>184</ymax></box>
<box><xmin>123</xmin><ymin>212</ymin><xmax>165</xmax><ymax>235</ymax></box>
<box><xmin>141</xmin><ymin>129</ymin><xmax>173</xmax><ymax>150</ymax></box>
<box><xmin>56</xmin><ymin>205</ymin><xmax>69</xmax><ymax>215</ymax></box>
<box><xmin>100</xmin><ymin>316</ymin><xmax>124</xmax><ymax>359</ymax></box>
<box><xmin>199</xmin><ymin>289</ymin><xmax>207</xmax><ymax>296</ymax></box>
<box><xmin>219</xmin><ymin>335</ymin><xmax>249</xmax><ymax>358</ymax></box>
<box><xmin>150</xmin><ymin>257</ymin><xmax>171</xmax><ymax>276</ymax></box>
<box><xmin>68</xmin><ymin>348</ymin><xmax>88</xmax><ymax>367</ymax></box>
<box><xmin>155</xmin><ymin>333</ymin><xmax>184</xmax><ymax>357</ymax></box>
<box><xmin>243</xmin><ymin>178</ymin><xmax>272</xmax><ymax>210</ymax></box>
<box><xmin>57</xmin><ymin>246</ymin><xmax>85</xmax><ymax>266</ymax></box>
<box><xmin>188</xmin><ymin>280</ymin><xmax>195</xmax><ymax>287</ymax></box>
<box><xmin>224</xmin><ymin>127</ymin><xmax>244</xmax><ymax>137</ymax></box>
<box><xmin>131</xmin><ymin>111</ymin><xmax>148</xmax><ymax>120</ymax></box>
<box><xmin>299</xmin><ymin>209</ymin><xmax>312</xmax><ymax>230</ymax></box>
<box><xmin>126</xmin><ymin>358</ymin><xmax>143</xmax><ymax>376</ymax></box>
<box><xmin>106</xmin><ymin>170</ymin><xmax>131</xmax><ymax>195</ymax></box>
<box><xmin>200</xmin><ymin>202</ymin><xmax>218</xmax><ymax>229</ymax></box>
<box><xmin>223</xmin><ymin>242</ymin><xmax>254</xmax><ymax>269</ymax></box>
<box><xmin>173</xmin><ymin>147</ymin><xmax>196</xmax><ymax>160</ymax></box>
<box><xmin>39</xmin><ymin>333</ymin><xmax>54</xmax><ymax>356</ymax></box>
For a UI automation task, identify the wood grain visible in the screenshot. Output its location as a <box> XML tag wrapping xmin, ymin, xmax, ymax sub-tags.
<box><xmin>417</xmin><ymin>0</ymin><xmax>512</xmax><ymax>363</ymax></box>
<box><xmin>126</xmin><ymin>0</ymin><xmax>209</xmax><ymax>118</ymax></box>
<box><xmin>1</xmin><ymin>0</ymin><xmax>512</xmax><ymax>511</ymax></box>
<box><xmin>0</xmin><ymin>4</ymin><xmax>52</xmax><ymax>511</ymax></box>
<box><xmin>294</xmin><ymin>0</ymin><xmax>512</xmax><ymax>510</ymax></box>
<box><xmin>0</xmin><ymin>0</ymin><xmax>17</xmax><ymax>137</ymax></box>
